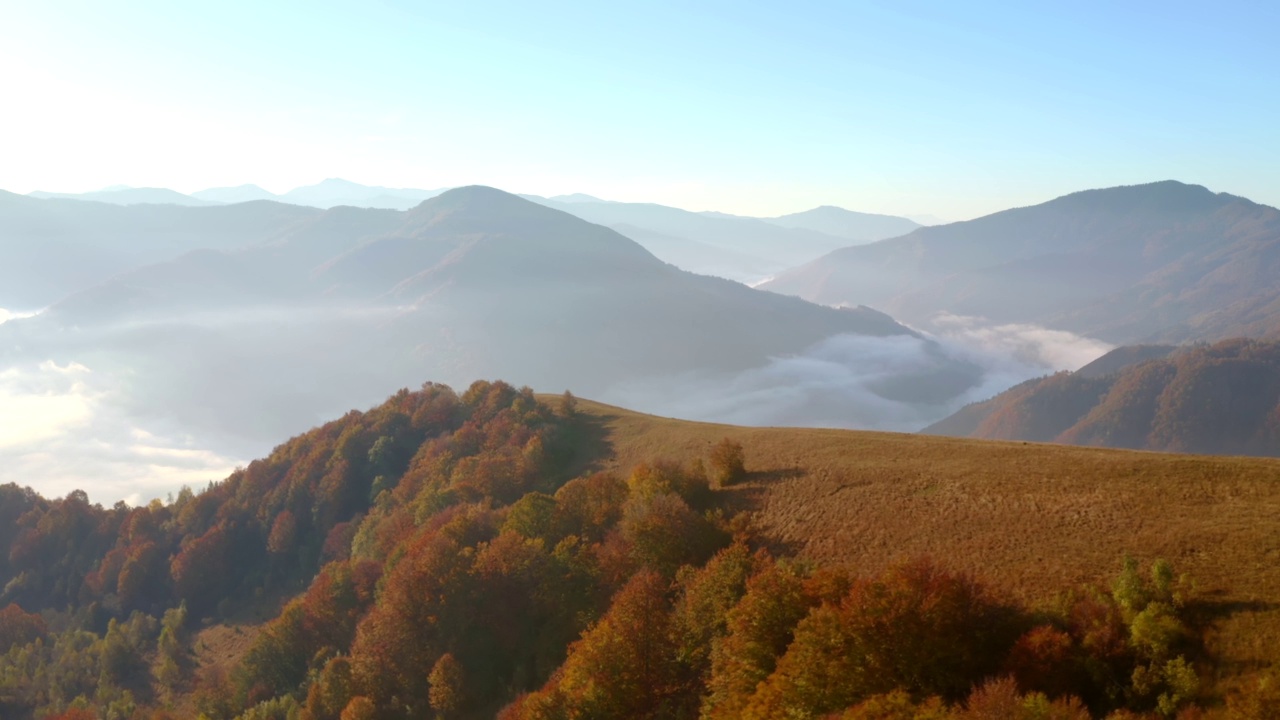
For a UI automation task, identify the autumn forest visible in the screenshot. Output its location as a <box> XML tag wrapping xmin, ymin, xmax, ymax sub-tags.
<box><xmin>1</xmin><ymin>382</ymin><xmax>1273</xmax><ymax>719</ymax></box>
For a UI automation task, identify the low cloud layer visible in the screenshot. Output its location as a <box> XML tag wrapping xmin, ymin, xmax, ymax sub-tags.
<box><xmin>0</xmin><ymin>311</ymin><xmax>1113</xmax><ymax>505</ymax></box>
<box><xmin>0</xmin><ymin>360</ymin><xmax>243</xmax><ymax>505</ymax></box>
<box><xmin>604</xmin><ymin>317</ymin><xmax>1112</xmax><ymax>433</ymax></box>
<box><xmin>927</xmin><ymin>312</ymin><xmax>1114</xmax><ymax>371</ymax></box>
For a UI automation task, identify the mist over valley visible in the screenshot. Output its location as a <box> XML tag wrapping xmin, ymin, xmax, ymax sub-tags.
<box><xmin>3</xmin><ymin>184</ymin><xmax>1099</xmax><ymax>502</ymax></box>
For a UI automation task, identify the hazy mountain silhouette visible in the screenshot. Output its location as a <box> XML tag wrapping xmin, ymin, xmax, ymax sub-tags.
<box><xmin>0</xmin><ymin>191</ymin><xmax>317</xmax><ymax>308</ymax></box>
<box><xmin>924</xmin><ymin>338</ymin><xmax>1280</xmax><ymax>456</ymax></box>
<box><xmin>546</xmin><ymin>193</ymin><xmax>612</xmax><ymax>204</ymax></box>
<box><xmin>28</xmin><ymin>187</ymin><xmax>218</xmax><ymax>206</ymax></box>
<box><xmin>23</xmin><ymin>182</ymin><xmax>920</xmax><ymax>283</ymax></box>
<box><xmin>764</xmin><ymin>205</ymin><xmax>920</xmax><ymax>242</ymax></box>
<box><xmin>604</xmin><ymin>223</ymin><xmax>778</xmax><ymax>280</ymax></box>
<box><xmin>906</xmin><ymin>213</ymin><xmax>948</xmax><ymax>226</ymax></box>
<box><xmin>6</xmin><ymin>187</ymin><xmax>989</xmax><ymax>475</ymax></box>
<box><xmin>526</xmin><ymin>196</ymin><xmax>916</xmax><ymax>282</ymax></box>
<box><xmin>763</xmin><ymin>181</ymin><xmax>1280</xmax><ymax>345</ymax></box>
<box><xmin>31</xmin><ymin>180</ymin><xmax>451</xmax><ymax>210</ymax></box>
<box><xmin>191</xmin><ymin>184</ymin><xmax>279</xmax><ymax>203</ymax></box>
<box><xmin>277</xmin><ymin>178</ymin><xmax>446</xmax><ymax>209</ymax></box>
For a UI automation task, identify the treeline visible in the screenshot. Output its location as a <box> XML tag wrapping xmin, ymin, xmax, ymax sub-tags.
<box><xmin>0</xmin><ymin>382</ymin><xmax>1272</xmax><ymax>718</ymax></box>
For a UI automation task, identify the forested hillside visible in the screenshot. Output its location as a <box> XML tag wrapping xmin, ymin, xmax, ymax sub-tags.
<box><xmin>2</xmin><ymin>383</ymin><xmax>1280</xmax><ymax>718</ymax></box>
<box><xmin>925</xmin><ymin>338</ymin><xmax>1280</xmax><ymax>455</ymax></box>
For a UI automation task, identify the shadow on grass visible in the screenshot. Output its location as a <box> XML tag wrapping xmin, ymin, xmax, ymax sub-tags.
<box><xmin>552</xmin><ymin>411</ymin><xmax>616</xmax><ymax>483</ymax></box>
<box><xmin>1181</xmin><ymin>591</ymin><xmax>1280</xmax><ymax>675</ymax></box>
<box><xmin>748</xmin><ymin>466</ymin><xmax>807</xmax><ymax>484</ymax></box>
<box><xmin>715</xmin><ymin>466</ymin><xmax>808</xmax><ymax>558</ymax></box>
<box><xmin>1188</xmin><ymin>592</ymin><xmax>1280</xmax><ymax>623</ymax></box>
<box><xmin>716</xmin><ymin>466</ymin><xmax>805</xmax><ymax>511</ymax></box>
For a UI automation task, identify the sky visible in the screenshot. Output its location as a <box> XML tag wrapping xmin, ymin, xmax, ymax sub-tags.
<box><xmin>2</xmin><ymin>0</ymin><xmax>1278</xmax><ymax>220</ymax></box>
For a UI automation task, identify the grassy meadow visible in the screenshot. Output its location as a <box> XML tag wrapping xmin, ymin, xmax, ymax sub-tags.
<box><xmin>564</xmin><ymin>396</ymin><xmax>1280</xmax><ymax>690</ymax></box>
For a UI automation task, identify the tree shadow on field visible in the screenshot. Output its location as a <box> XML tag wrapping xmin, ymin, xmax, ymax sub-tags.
<box><xmin>716</xmin><ymin>465</ymin><xmax>808</xmax><ymax>558</ymax></box>
<box><xmin>1187</xmin><ymin>591</ymin><xmax>1279</xmax><ymax>623</ymax></box>
<box><xmin>717</xmin><ymin>465</ymin><xmax>805</xmax><ymax>509</ymax></box>
<box><xmin>555</xmin><ymin>411</ymin><xmax>615</xmax><ymax>481</ymax></box>
<box><xmin>1181</xmin><ymin>590</ymin><xmax>1280</xmax><ymax>675</ymax></box>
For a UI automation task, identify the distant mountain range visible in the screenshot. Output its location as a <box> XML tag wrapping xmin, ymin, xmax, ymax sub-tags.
<box><xmin>763</xmin><ymin>205</ymin><xmax>921</xmax><ymax>240</ymax></box>
<box><xmin>2</xmin><ymin>187</ymin><xmax>984</xmax><ymax>476</ymax></box>
<box><xmin>29</xmin><ymin>187</ymin><xmax>221</xmax><ymax>206</ymax></box>
<box><xmin>21</xmin><ymin>182</ymin><xmax>920</xmax><ymax>284</ymax></box>
<box><xmin>30</xmin><ymin>179</ymin><xmax>448</xmax><ymax>211</ymax></box>
<box><xmin>762</xmin><ymin>181</ymin><xmax>1280</xmax><ymax>345</ymax></box>
<box><xmin>0</xmin><ymin>190</ymin><xmax>316</xmax><ymax>308</ymax></box>
<box><xmin>924</xmin><ymin>338</ymin><xmax>1280</xmax><ymax>456</ymax></box>
<box><xmin>15</xmin><ymin>177</ymin><xmax>1280</xmax><ymax>486</ymax></box>
<box><xmin>527</xmin><ymin>196</ymin><xmax>919</xmax><ymax>281</ymax></box>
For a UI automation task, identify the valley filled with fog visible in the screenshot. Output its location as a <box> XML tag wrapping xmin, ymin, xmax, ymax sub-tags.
<box><xmin>0</xmin><ymin>183</ymin><xmax>1127</xmax><ymax>503</ymax></box>
<box><xmin>6</xmin><ymin>178</ymin><xmax>1280</xmax><ymax>503</ymax></box>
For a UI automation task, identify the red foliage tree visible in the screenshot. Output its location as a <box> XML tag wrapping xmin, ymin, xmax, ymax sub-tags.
<box><xmin>746</xmin><ymin>559</ymin><xmax>1015</xmax><ymax>717</ymax></box>
<box><xmin>513</xmin><ymin>570</ymin><xmax>678</xmax><ymax>718</ymax></box>
<box><xmin>0</xmin><ymin>602</ymin><xmax>46</xmax><ymax>650</ymax></box>
<box><xmin>170</xmin><ymin>522</ymin><xmax>233</xmax><ymax>616</ymax></box>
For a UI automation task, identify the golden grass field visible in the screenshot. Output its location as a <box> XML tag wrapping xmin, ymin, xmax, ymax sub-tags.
<box><xmin>565</xmin><ymin>397</ymin><xmax>1280</xmax><ymax>686</ymax></box>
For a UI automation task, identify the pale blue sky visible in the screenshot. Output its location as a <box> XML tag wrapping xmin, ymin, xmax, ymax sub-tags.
<box><xmin>2</xmin><ymin>0</ymin><xmax>1276</xmax><ymax>219</ymax></box>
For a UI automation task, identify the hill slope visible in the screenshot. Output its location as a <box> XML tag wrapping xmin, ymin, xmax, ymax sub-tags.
<box><xmin>2</xmin><ymin>384</ymin><xmax>1277</xmax><ymax>717</ymax></box>
<box><xmin>572</xmin><ymin>395</ymin><xmax>1280</xmax><ymax>603</ymax></box>
<box><xmin>762</xmin><ymin>181</ymin><xmax>1280</xmax><ymax>344</ymax></box>
<box><xmin>923</xmin><ymin>338</ymin><xmax>1280</xmax><ymax>456</ymax></box>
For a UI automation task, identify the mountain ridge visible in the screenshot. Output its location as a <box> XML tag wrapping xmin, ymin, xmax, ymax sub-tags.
<box><xmin>923</xmin><ymin>337</ymin><xmax>1280</xmax><ymax>456</ymax></box>
<box><xmin>4</xmin><ymin>187</ymin><xmax>969</xmax><ymax>484</ymax></box>
<box><xmin>761</xmin><ymin>180</ymin><xmax>1280</xmax><ymax>345</ymax></box>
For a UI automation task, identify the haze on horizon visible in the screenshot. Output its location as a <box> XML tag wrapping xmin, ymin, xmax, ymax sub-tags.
<box><xmin>2</xmin><ymin>1</ymin><xmax>1278</xmax><ymax>220</ymax></box>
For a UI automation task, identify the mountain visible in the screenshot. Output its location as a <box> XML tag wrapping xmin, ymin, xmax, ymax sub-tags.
<box><xmin>33</xmin><ymin>180</ymin><xmax>446</xmax><ymax>210</ymax></box>
<box><xmin>4</xmin><ymin>187</ymin><xmax>991</xmax><ymax>486</ymax></box>
<box><xmin>20</xmin><ymin>182</ymin><xmax>922</xmax><ymax>283</ymax></box>
<box><xmin>907</xmin><ymin>213</ymin><xmax>948</xmax><ymax>226</ymax></box>
<box><xmin>603</xmin><ymin>223</ymin><xmax>779</xmax><ymax>281</ymax></box>
<box><xmin>547</xmin><ymin>192</ymin><xmax>611</xmax><ymax>203</ymax></box>
<box><xmin>33</xmin><ymin>187</ymin><xmax>912</xmax><ymax>376</ymax></box>
<box><xmin>924</xmin><ymin>337</ymin><xmax>1280</xmax><ymax>456</ymax></box>
<box><xmin>763</xmin><ymin>205</ymin><xmax>920</xmax><ymax>242</ymax></box>
<box><xmin>191</xmin><ymin>183</ymin><xmax>279</xmax><ymax>203</ymax></box>
<box><xmin>0</xmin><ymin>191</ymin><xmax>317</xmax><ymax>308</ymax></box>
<box><xmin>28</xmin><ymin>186</ymin><xmax>218</xmax><ymax>206</ymax></box>
<box><xmin>763</xmin><ymin>181</ymin><xmax>1280</xmax><ymax>345</ymax></box>
<box><xmin>0</xmin><ymin>386</ymin><xmax>1274</xmax><ymax>717</ymax></box>
<box><xmin>528</xmin><ymin>196</ymin><xmax>915</xmax><ymax>283</ymax></box>
<box><xmin>279</xmin><ymin>178</ymin><xmax>447</xmax><ymax>209</ymax></box>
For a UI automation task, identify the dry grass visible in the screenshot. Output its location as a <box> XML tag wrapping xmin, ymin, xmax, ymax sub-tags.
<box><xmin>191</xmin><ymin>622</ymin><xmax>263</xmax><ymax>673</ymax></box>
<box><xmin>561</xmin><ymin>397</ymin><xmax>1280</xmax><ymax>680</ymax></box>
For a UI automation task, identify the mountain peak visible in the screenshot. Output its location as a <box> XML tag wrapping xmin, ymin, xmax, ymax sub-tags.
<box><xmin>426</xmin><ymin>184</ymin><xmax>524</xmax><ymax>205</ymax></box>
